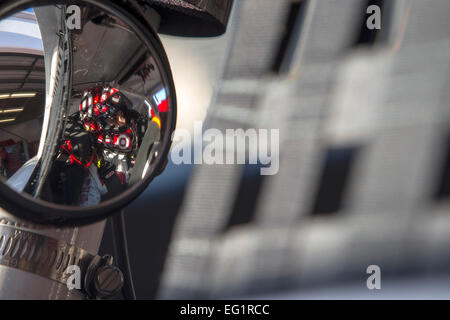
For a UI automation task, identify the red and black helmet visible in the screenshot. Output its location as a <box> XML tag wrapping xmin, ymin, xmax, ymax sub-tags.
<box><xmin>79</xmin><ymin>86</ymin><xmax>138</xmax><ymax>153</ymax></box>
<box><xmin>79</xmin><ymin>86</ymin><xmax>128</xmax><ymax>122</ymax></box>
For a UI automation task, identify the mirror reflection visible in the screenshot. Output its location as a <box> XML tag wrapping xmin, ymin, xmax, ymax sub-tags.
<box><xmin>0</xmin><ymin>4</ymin><xmax>172</xmax><ymax>207</ymax></box>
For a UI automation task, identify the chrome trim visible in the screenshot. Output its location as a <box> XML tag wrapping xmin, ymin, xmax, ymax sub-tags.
<box><xmin>0</xmin><ymin>223</ymin><xmax>95</xmax><ymax>287</ymax></box>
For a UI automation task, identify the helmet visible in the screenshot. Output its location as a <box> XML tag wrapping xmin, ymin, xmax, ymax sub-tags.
<box><xmin>79</xmin><ymin>86</ymin><xmax>138</xmax><ymax>153</ymax></box>
<box><xmin>79</xmin><ymin>87</ymin><xmax>127</xmax><ymax>123</ymax></box>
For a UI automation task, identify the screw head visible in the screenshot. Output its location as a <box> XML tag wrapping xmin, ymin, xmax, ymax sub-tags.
<box><xmin>94</xmin><ymin>265</ymin><xmax>124</xmax><ymax>298</ymax></box>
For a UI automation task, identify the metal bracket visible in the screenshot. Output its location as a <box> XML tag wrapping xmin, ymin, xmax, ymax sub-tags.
<box><xmin>0</xmin><ymin>222</ymin><xmax>123</xmax><ymax>299</ymax></box>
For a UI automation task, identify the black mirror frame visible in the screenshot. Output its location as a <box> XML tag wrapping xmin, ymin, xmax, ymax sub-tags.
<box><xmin>0</xmin><ymin>0</ymin><xmax>177</xmax><ymax>226</ymax></box>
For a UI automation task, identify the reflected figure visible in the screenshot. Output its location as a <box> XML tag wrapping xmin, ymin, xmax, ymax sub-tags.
<box><xmin>49</xmin><ymin>87</ymin><xmax>149</xmax><ymax>206</ymax></box>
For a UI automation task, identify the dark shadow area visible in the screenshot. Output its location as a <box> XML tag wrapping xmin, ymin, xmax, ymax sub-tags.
<box><xmin>100</xmin><ymin>161</ymin><xmax>192</xmax><ymax>299</ymax></box>
<box><xmin>433</xmin><ymin>133</ymin><xmax>450</xmax><ymax>201</ymax></box>
<box><xmin>310</xmin><ymin>146</ymin><xmax>360</xmax><ymax>215</ymax></box>
<box><xmin>272</xmin><ymin>0</ymin><xmax>306</xmax><ymax>73</ymax></box>
<box><xmin>225</xmin><ymin>164</ymin><xmax>266</xmax><ymax>231</ymax></box>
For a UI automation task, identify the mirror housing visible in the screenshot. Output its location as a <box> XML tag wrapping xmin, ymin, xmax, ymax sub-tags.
<box><xmin>0</xmin><ymin>0</ymin><xmax>177</xmax><ymax>226</ymax></box>
<box><xmin>146</xmin><ymin>0</ymin><xmax>234</xmax><ymax>37</ymax></box>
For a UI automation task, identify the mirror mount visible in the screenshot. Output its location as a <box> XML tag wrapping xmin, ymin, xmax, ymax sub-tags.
<box><xmin>146</xmin><ymin>0</ymin><xmax>234</xmax><ymax>37</ymax></box>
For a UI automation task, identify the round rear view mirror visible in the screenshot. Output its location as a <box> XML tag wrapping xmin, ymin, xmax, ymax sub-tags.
<box><xmin>0</xmin><ymin>0</ymin><xmax>176</xmax><ymax>225</ymax></box>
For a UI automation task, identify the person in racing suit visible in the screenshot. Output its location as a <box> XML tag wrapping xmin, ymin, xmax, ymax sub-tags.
<box><xmin>56</xmin><ymin>86</ymin><xmax>147</xmax><ymax>206</ymax></box>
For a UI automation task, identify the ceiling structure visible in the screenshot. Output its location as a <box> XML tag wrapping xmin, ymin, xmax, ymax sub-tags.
<box><xmin>0</xmin><ymin>9</ymin><xmax>45</xmax><ymax>132</ymax></box>
<box><xmin>0</xmin><ymin>52</ymin><xmax>45</xmax><ymax>129</ymax></box>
